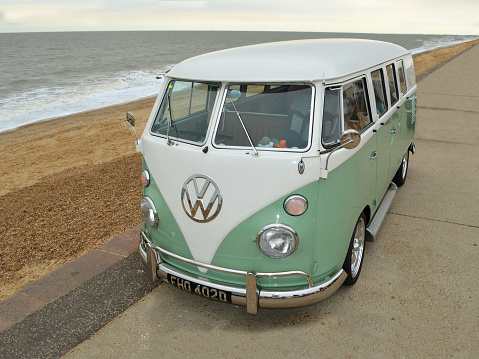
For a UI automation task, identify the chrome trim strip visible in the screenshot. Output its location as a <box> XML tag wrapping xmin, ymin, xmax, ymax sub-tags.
<box><xmin>139</xmin><ymin>230</ymin><xmax>346</xmax><ymax>312</ymax></box>
<box><xmin>140</xmin><ymin>230</ymin><xmax>312</xmax><ymax>287</ymax></box>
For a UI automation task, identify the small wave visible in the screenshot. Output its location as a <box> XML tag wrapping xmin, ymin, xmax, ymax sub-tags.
<box><xmin>410</xmin><ymin>36</ymin><xmax>478</xmax><ymax>54</ymax></box>
<box><xmin>0</xmin><ymin>68</ymin><xmax>169</xmax><ymax>133</ymax></box>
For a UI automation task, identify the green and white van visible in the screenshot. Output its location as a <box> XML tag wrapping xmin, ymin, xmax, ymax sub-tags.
<box><xmin>127</xmin><ymin>39</ymin><xmax>417</xmax><ymax>314</ymax></box>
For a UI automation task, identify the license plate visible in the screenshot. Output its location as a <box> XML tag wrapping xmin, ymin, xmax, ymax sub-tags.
<box><xmin>167</xmin><ymin>274</ymin><xmax>232</xmax><ymax>303</ymax></box>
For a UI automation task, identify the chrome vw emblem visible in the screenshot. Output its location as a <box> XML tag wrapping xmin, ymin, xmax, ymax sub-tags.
<box><xmin>181</xmin><ymin>174</ymin><xmax>222</xmax><ymax>223</ymax></box>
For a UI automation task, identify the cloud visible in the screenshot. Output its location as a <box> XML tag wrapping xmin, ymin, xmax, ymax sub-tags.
<box><xmin>0</xmin><ymin>0</ymin><xmax>478</xmax><ymax>34</ymax></box>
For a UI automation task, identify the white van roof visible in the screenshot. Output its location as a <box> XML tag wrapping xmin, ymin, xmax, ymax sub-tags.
<box><xmin>168</xmin><ymin>38</ymin><xmax>410</xmax><ymax>83</ymax></box>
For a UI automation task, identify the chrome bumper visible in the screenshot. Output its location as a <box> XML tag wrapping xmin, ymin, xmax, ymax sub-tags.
<box><xmin>139</xmin><ymin>230</ymin><xmax>346</xmax><ymax>314</ymax></box>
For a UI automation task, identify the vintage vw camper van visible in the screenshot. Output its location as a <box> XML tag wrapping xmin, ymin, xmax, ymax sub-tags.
<box><xmin>126</xmin><ymin>39</ymin><xmax>416</xmax><ymax>314</ymax></box>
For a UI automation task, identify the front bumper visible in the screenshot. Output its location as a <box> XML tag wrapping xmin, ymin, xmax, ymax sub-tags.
<box><xmin>139</xmin><ymin>230</ymin><xmax>346</xmax><ymax>314</ymax></box>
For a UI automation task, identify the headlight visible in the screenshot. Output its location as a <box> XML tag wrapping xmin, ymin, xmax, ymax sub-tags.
<box><xmin>256</xmin><ymin>224</ymin><xmax>298</xmax><ymax>258</ymax></box>
<box><xmin>141</xmin><ymin>170</ymin><xmax>150</xmax><ymax>187</ymax></box>
<box><xmin>141</xmin><ymin>196</ymin><xmax>158</xmax><ymax>227</ymax></box>
<box><xmin>284</xmin><ymin>195</ymin><xmax>308</xmax><ymax>216</ymax></box>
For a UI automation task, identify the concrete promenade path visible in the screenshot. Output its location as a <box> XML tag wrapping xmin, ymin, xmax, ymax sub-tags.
<box><xmin>2</xmin><ymin>45</ymin><xmax>478</xmax><ymax>358</ymax></box>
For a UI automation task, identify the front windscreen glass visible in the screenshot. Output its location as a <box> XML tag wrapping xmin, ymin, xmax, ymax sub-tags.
<box><xmin>151</xmin><ymin>80</ymin><xmax>219</xmax><ymax>144</ymax></box>
<box><xmin>214</xmin><ymin>84</ymin><xmax>313</xmax><ymax>150</ymax></box>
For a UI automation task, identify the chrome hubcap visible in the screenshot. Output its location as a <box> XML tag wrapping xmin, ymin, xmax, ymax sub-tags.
<box><xmin>351</xmin><ymin>216</ymin><xmax>365</xmax><ymax>278</ymax></box>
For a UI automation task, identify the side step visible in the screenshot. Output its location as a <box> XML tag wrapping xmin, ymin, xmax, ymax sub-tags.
<box><xmin>366</xmin><ymin>182</ymin><xmax>398</xmax><ymax>242</ymax></box>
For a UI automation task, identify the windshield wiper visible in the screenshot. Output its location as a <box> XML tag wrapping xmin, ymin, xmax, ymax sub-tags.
<box><xmin>166</xmin><ymin>93</ymin><xmax>179</xmax><ymax>145</ymax></box>
<box><xmin>227</xmin><ymin>91</ymin><xmax>258</xmax><ymax>156</ymax></box>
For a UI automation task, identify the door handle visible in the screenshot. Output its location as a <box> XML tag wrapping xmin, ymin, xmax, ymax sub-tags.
<box><xmin>389</xmin><ymin>128</ymin><xmax>397</xmax><ymax>134</ymax></box>
<box><xmin>369</xmin><ymin>151</ymin><xmax>379</xmax><ymax>160</ymax></box>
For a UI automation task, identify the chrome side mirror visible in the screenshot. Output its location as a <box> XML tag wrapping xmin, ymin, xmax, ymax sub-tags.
<box><xmin>339</xmin><ymin>129</ymin><xmax>361</xmax><ymax>149</ymax></box>
<box><xmin>123</xmin><ymin>111</ymin><xmax>139</xmax><ymax>145</ymax></box>
<box><xmin>126</xmin><ymin>111</ymin><xmax>135</xmax><ymax>127</ymax></box>
<box><xmin>325</xmin><ymin>130</ymin><xmax>361</xmax><ymax>171</ymax></box>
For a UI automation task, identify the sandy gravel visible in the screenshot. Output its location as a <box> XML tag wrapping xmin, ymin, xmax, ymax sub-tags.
<box><xmin>1</xmin><ymin>39</ymin><xmax>478</xmax><ymax>301</ymax></box>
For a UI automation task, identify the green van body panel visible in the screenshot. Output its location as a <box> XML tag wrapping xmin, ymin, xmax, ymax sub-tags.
<box><xmin>211</xmin><ymin>182</ymin><xmax>318</xmax><ymax>290</ymax></box>
<box><xmin>142</xmin><ymin>169</ymin><xmax>187</xmax><ymax>253</ymax></box>
<box><xmin>314</xmin><ymin>136</ymin><xmax>377</xmax><ymax>278</ymax></box>
<box><xmin>143</xmin><ymin>156</ymin><xmax>321</xmax><ymax>291</ymax></box>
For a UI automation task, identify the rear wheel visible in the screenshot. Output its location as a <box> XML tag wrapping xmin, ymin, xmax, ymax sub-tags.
<box><xmin>393</xmin><ymin>151</ymin><xmax>409</xmax><ymax>187</ymax></box>
<box><xmin>343</xmin><ymin>212</ymin><xmax>366</xmax><ymax>286</ymax></box>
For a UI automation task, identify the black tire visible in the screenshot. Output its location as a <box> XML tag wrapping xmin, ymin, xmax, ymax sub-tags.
<box><xmin>393</xmin><ymin>150</ymin><xmax>409</xmax><ymax>187</ymax></box>
<box><xmin>343</xmin><ymin>212</ymin><xmax>366</xmax><ymax>286</ymax></box>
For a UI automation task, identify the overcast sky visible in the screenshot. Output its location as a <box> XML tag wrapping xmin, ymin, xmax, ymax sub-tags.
<box><xmin>1</xmin><ymin>0</ymin><xmax>478</xmax><ymax>35</ymax></box>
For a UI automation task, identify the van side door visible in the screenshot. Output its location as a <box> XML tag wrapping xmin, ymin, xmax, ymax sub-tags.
<box><xmin>393</xmin><ymin>60</ymin><xmax>413</xmax><ymax>162</ymax></box>
<box><xmin>321</xmin><ymin>78</ymin><xmax>376</xmax><ymax>216</ymax></box>
<box><xmin>341</xmin><ymin>78</ymin><xmax>377</xmax><ymax>213</ymax></box>
<box><xmin>385</xmin><ymin>63</ymin><xmax>404</xmax><ymax>182</ymax></box>
<box><xmin>371</xmin><ymin>67</ymin><xmax>395</xmax><ymax>201</ymax></box>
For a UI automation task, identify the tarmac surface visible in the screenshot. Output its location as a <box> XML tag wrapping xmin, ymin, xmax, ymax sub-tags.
<box><xmin>1</xmin><ymin>44</ymin><xmax>478</xmax><ymax>358</ymax></box>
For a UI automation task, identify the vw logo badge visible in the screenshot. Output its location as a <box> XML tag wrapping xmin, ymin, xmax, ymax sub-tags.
<box><xmin>181</xmin><ymin>174</ymin><xmax>222</xmax><ymax>223</ymax></box>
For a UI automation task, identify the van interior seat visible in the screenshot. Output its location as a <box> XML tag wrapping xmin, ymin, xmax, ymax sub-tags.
<box><xmin>272</xmin><ymin>94</ymin><xmax>311</xmax><ymax>148</ymax></box>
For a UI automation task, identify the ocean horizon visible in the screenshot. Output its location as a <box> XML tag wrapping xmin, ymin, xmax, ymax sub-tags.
<box><xmin>1</xmin><ymin>31</ymin><xmax>477</xmax><ymax>133</ymax></box>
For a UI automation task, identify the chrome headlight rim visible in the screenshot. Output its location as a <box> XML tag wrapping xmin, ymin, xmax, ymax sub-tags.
<box><xmin>141</xmin><ymin>196</ymin><xmax>158</xmax><ymax>228</ymax></box>
<box><xmin>256</xmin><ymin>223</ymin><xmax>299</xmax><ymax>259</ymax></box>
<box><xmin>283</xmin><ymin>194</ymin><xmax>308</xmax><ymax>216</ymax></box>
<box><xmin>141</xmin><ymin>169</ymin><xmax>150</xmax><ymax>187</ymax></box>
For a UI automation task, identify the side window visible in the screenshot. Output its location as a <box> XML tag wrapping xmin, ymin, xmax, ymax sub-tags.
<box><xmin>343</xmin><ymin>78</ymin><xmax>371</xmax><ymax>132</ymax></box>
<box><xmin>386</xmin><ymin>64</ymin><xmax>399</xmax><ymax>106</ymax></box>
<box><xmin>370</xmin><ymin>69</ymin><xmax>388</xmax><ymax>117</ymax></box>
<box><xmin>403</xmin><ymin>56</ymin><xmax>416</xmax><ymax>89</ymax></box>
<box><xmin>322</xmin><ymin>88</ymin><xmax>341</xmax><ymax>145</ymax></box>
<box><xmin>246</xmin><ymin>85</ymin><xmax>265</xmax><ymax>98</ymax></box>
<box><xmin>396</xmin><ymin>60</ymin><xmax>407</xmax><ymax>94</ymax></box>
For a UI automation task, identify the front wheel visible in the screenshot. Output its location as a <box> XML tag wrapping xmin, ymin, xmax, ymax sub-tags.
<box><xmin>343</xmin><ymin>212</ymin><xmax>366</xmax><ymax>286</ymax></box>
<box><xmin>393</xmin><ymin>151</ymin><xmax>409</xmax><ymax>187</ymax></box>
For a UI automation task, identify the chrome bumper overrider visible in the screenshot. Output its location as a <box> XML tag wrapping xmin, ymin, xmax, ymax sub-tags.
<box><xmin>139</xmin><ymin>230</ymin><xmax>346</xmax><ymax>314</ymax></box>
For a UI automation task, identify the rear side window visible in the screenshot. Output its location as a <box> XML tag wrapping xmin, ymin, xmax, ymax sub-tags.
<box><xmin>370</xmin><ymin>69</ymin><xmax>388</xmax><ymax>117</ymax></box>
<box><xmin>396</xmin><ymin>60</ymin><xmax>407</xmax><ymax>94</ymax></box>
<box><xmin>343</xmin><ymin>78</ymin><xmax>371</xmax><ymax>132</ymax></box>
<box><xmin>386</xmin><ymin>64</ymin><xmax>399</xmax><ymax>106</ymax></box>
<box><xmin>403</xmin><ymin>56</ymin><xmax>416</xmax><ymax>88</ymax></box>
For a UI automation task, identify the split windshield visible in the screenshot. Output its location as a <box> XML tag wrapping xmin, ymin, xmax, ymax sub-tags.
<box><xmin>215</xmin><ymin>84</ymin><xmax>313</xmax><ymax>150</ymax></box>
<box><xmin>151</xmin><ymin>81</ymin><xmax>313</xmax><ymax>150</ymax></box>
<box><xmin>151</xmin><ymin>80</ymin><xmax>219</xmax><ymax>144</ymax></box>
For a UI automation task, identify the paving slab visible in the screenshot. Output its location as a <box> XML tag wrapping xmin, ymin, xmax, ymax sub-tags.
<box><xmin>418</xmin><ymin>92</ymin><xmax>479</xmax><ymax>113</ymax></box>
<box><xmin>0</xmin><ymin>253</ymin><xmax>157</xmax><ymax>359</ymax></box>
<box><xmin>418</xmin><ymin>47</ymin><xmax>479</xmax><ymax>96</ymax></box>
<box><xmin>390</xmin><ymin>140</ymin><xmax>478</xmax><ymax>226</ymax></box>
<box><xmin>0</xmin><ymin>224</ymin><xmax>142</xmax><ymax>333</ymax></box>
<box><xmin>415</xmin><ymin>110</ymin><xmax>478</xmax><ymax>144</ymax></box>
<box><xmin>0</xmin><ymin>292</ymin><xmax>47</xmax><ymax>323</ymax></box>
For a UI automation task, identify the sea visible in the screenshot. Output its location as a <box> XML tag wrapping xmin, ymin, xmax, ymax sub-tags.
<box><xmin>0</xmin><ymin>31</ymin><xmax>477</xmax><ymax>133</ymax></box>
